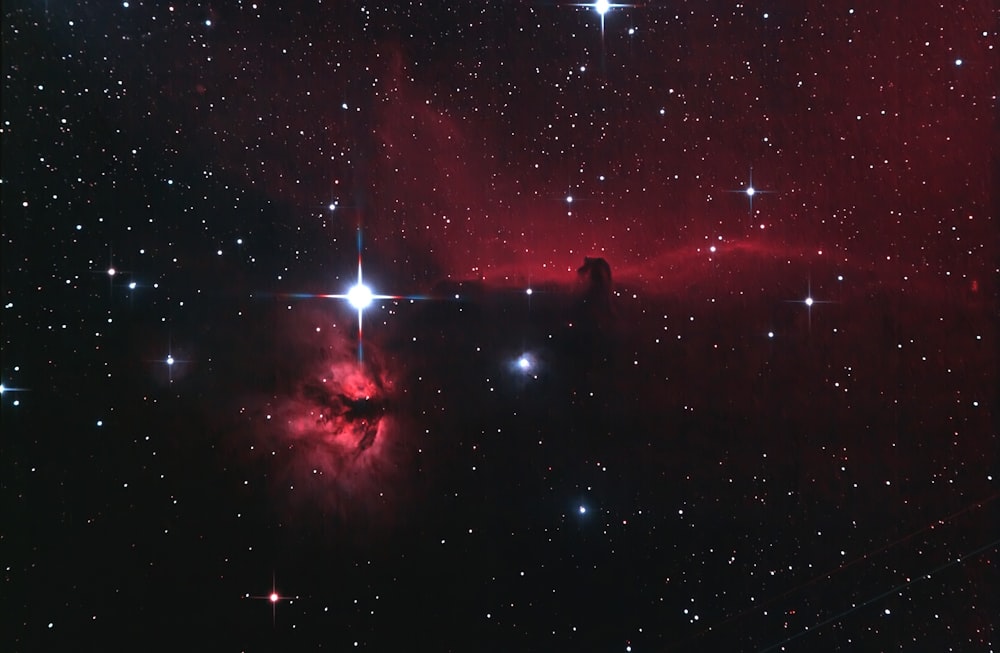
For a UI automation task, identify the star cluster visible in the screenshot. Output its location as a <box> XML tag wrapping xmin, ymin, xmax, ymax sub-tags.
<box><xmin>2</xmin><ymin>2</ymin><xmax>996</xmax><ymax>651</ymax></box>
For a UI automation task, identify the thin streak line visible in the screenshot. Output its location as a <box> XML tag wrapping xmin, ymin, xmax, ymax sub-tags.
<box><xmin>758</xmin><ymin>536</ymin><xmax>1000</xmax><ymax>652</ymax></box>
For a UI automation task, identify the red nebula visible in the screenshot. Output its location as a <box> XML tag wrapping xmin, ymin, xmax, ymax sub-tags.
<box><xmin>248</xmin><ymin>305</ymin><xmax>412</xmax><ymax>525</ymax></box>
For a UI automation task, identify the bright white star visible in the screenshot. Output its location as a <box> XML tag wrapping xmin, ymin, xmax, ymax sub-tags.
<box><xmin>571</xmin><ymin>0</ymin><xmax>633</xmax><ymax>37</ymax></box>
<box><xmin>296</xmin><ymin>229</ymin><xmax>420</xmax><ymax>361</ymax></box>
<box><xmin>512</xmin><ymin>353</ymin><xmax>540</xmax><ymax>378</ymax></box>
<box><xmin>726</xmin><ymin>167</ymin><xmax>772</xmax><ymax>215</ymax></box>
<box><xmin>786</xmin><ymin>280</ymin><xmax>834</xmax><ymax>333</ymax></box>
<box><xmin>347</xmin><ymin>283</ymin><xmax>373</xmax><ymax>310</ymax></box>
<box><xmin>0</xmin><ymin>378</ymin><xmax>28</xmax><ymax>400</ymax></box>
<box><xmin>286</xmin><ymin>229</ymin><xmax>427</xmax><ymax>362</ymax></box>
<box><xmin>247</xmin><ymin>574</ymin><xmax>298</xmax><ymax>625</ymax></box>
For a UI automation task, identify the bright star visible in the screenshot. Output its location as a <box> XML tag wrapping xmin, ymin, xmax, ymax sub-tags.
<box><xmin>571</xmin><ymin>1</ymin><xmax>633</xmax><ymax>38</ymax></box>
<box><xmin>153</xmin><ymin>337</ymin><xmax>188</xmax><ymax>383</ymax></box>
<box><xmin>784</xmin><ymin>279</ymin><xmax>835</xmax><ymax>333</ymax></box>
<box><xmin>727</xmin><ymin>167</ymin><xmax>771</xmax><ymax>215</ymax></box>
<box><xmin>579</xmin><ymin>505</ymin><xmax>587</xmax><ymax>514</ymax></box>
<box><xmin>289</xmin><ymin>229</ymin><xmax>424</xmax><ymax>362</ymax></box>
<box><xmin>1</xmin><ymin>381</ymin><xmax>27</xmax><ymax>404</ymax></box>
<box><xmin>95</xmin><ymin>252</ymin><xmax>130</xmax><ymax>298</ymax></box>
<box><xmin>321</xmin><ymin>230</ymin><xmax>398</xmax><ymax>360</ymax></box>
<box><xmin>347</xmin><ymin>283</ymin><xmax>373</xmax><ymax>310</ymax></box>
<box><xmin>512</xmin><ymin>353</ymin><xmax>539</xmax><ymax>377</ymax></box>
<box><xmin>248</xmin><ymin>574</ymin><xmax>298</xmax><ymax>625</ymax></box>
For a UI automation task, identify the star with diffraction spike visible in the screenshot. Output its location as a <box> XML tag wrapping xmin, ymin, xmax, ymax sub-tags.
<box><xmin>570</xmin><ymin>1</ymin><xmax>635</xmax><ymax>38</ymax></box>
<box><xmin>784</xmin><ymin>277</ymin><xmax>834</xmax><ymax>332</ymax></box>
<box><xmin>246</xmin><ymin>573</ymin><xmax>299</xmax><ymax>625</ymax></box>
<box><xmin>727</xmin><ymin>167</ymin><xmax>774</xmax><ymax>216</ymax></box>
<box><xmin>0</xmin><ymin>380</ymin><xmax>28</xmax><ymax>407</ymax></box>
<box><xmin>287</xmin><ymin>229</ymin><xmax>426</xmax><ymax>362</ymax></box>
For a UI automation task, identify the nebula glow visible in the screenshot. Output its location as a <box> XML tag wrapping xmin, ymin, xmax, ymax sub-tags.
<box><xmin>245</xmin><ymin>304</ymin><xmax>413</xmax><ymax>522</ymax></box>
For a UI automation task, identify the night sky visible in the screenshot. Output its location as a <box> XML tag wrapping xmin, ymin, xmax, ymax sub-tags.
<box><xmin>2</xmin><ymin>1</ymin><xmax>998</xmax><ymax>651</ymax></box>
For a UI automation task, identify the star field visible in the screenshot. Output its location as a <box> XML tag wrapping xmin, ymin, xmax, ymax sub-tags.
<box><xmin>2</xmin><ymin>1</ymin><xmax>997</xmax><ymax>651</ymax></box>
